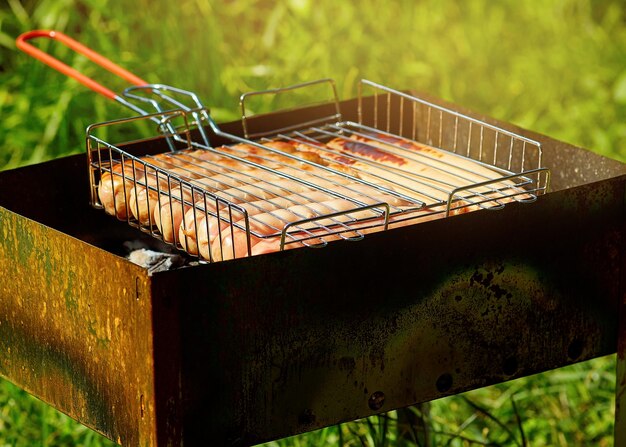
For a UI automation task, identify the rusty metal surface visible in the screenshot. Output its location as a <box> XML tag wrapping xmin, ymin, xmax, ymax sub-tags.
<box><xmin>149</xmin><ymin>174</ymin><xmax>624</xmax><ymax>446</ymax></box>
<box><xmin>0</xmin><ymin>93</ymin><xmax>625</xmax><ymax>446</ymax></box>
<box><xmin>0</xmin><ymin>206</ymin><xmax>157</xmax><ymax>446</ymax></box>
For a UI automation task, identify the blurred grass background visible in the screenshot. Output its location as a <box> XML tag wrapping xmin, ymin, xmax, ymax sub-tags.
<box><xmin>0</xmin><ymin>0</ymin><xmax>625</xmax><ymax>445</ymax></box>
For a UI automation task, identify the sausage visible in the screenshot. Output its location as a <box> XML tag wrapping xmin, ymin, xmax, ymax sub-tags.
<box><xmin>332</xmin><ymin>134</ymin><xmax>527</xmax><ymax>204</ymax></box>
<box><xmin>158</xmin><ymin>148</ymin><xmax>358</xmax><ymax>245</ymax></box>
<box><xmin>128</xmin><ymin>165</ymin><xmax>206</xmax><ymax>225</ymax></box>
<box><xmin>97</xmin><ymin>155</ymin><xmax>174</xmax><ymax>219</ymax></box>
<box><xmin>99</xmin><ymin>140</ymin><xmax>314</xmax><ymax>223</ymax></box>
<box><xmin>293</xmin><ymin>136</ymin><xmax>521</xmax><ymax>208</ymax></box>
<box><xmin>96</xmin><ymin>149</ymin><xmax>224</xmax><ymax>220</ymax></box>
<box><xmin>209</xmin><ymin>187</ymin><xmax>414</xmax><ymax>262</ymax></box>
<box><xmin>98</xmin><ymin>162</ymin><xmax>138</xmax><ymax>219</ymax></box>
<box><xmin>243</xmin><ymin>198</ymin><xmax>476</xmax><ymax>259</ymax></box>
<box><xmin>177</xmin><ymin>201</ymin><xmax>225</xmax><ymax>261</ymax></box>
<box><xmin>172</xmin><ymin>161</ymin><xmax>406</xmax><ymax>258</ymax></box>
<box><xmin>128</xmin><ymin>143</ymin><xmax>321</xmax><ymax>228</ymax></box>
<box><xmin>100</xmin><ymin>134</ymin><xmax>522</xmax><ymax>263</ymax></box>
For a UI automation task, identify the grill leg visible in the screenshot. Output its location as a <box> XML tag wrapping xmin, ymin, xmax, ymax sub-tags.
<box><xmin>397</xmin><ymin>402</ymin><xmax>430</xmax><ymax>445</ymax></box>
<box><xmin>618</xmin><ymin>366</ymin><xmax>626</xmax><ymax>443</ymax></box>
<box><xmin>616</xmin><ymin>260</ymin><xmax>626</xmax><ymax>444</ymax></box>
<box><xmin>617</xmin><ymin>346</ymin><xmax>626</xmax><ymax>443</ymax></box>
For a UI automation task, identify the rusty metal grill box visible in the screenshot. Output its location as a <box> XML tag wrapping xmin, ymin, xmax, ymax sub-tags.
<box><xmin>1</xmin><ymin>93</ymin><xmax>625</xmax><ymax>446</ymax></box>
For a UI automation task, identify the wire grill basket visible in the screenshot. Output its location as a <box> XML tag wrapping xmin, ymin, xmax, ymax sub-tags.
<box><xmin>18</xmin><ymin>30</ymin><xmax>550</xmax><ymax>263</ymax></box>
<box><xmin>86</xmin><ymin>79</ymin><xmax>548</xmax><ymax>262</ymax></box>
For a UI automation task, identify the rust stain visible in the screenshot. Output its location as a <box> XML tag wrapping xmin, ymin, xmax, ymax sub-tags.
<box><xmin>0</xmin><ymin>208</ymin><xmax>156</xmax><ymax>447</ymax></box>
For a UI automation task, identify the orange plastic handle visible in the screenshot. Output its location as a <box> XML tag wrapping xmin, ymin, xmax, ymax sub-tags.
<box><xmin>16</xmin><ymin>30</ymin><xmax>148</xmax><ymax>100</ymax></box>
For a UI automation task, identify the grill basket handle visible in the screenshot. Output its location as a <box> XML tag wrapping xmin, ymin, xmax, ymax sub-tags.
<box><xmin>16</xmin><ymin>30</ymin><xmax>147</xmax><ymax>100</ymax></box>
<box><xmin>16</xmin><ymin>29</ymin><xmax>216</xmax><ymax>148</ymax></box>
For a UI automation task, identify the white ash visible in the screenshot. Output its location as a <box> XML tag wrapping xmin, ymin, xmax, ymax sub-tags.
<box><xmin>127</xmin><ymin>248</ymin><xmax>186</xmax><ymax>274</ymax></box>
<box><xmin>123</xmin><ymin>241</ymin><xmax>187</xmax><ymax>273</ymax></box>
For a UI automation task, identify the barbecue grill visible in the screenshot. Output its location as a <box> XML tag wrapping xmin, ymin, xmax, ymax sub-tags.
<box><xmin>2</xmin><ymin>30</ymin><xmax>626</xmax><ymax>446</ymax></box>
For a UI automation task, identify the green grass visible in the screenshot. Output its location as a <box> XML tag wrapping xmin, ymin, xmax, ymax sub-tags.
<box><xmin>262</xmin><ymin>355</ymin><xmax>617</xmax><ymax>447</ymax></box>
<box><xmin>1</xmin><ymin>0</ymin><xmax>625</xmax><ymax>445</ymax></box>
<box><xmin>0</xmin><ymin>355</ymin><xmax>616</xmax><ymax>446</ymax></box>
<box><xmin>0</xmin><ymin>378</ymin><xmax>117</xmax><ymax>447</ymax></box>
<box><xmin>2</xmin><ymin>0</ymin><xmax>626</xmax><ymax>168</ymax></box>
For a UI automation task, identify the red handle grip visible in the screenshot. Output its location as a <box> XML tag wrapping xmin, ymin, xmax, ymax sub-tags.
<box><xmin>16</xmin><ymin>30</ymin><xmax>148</xmax><ymax>100</ymax></box>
